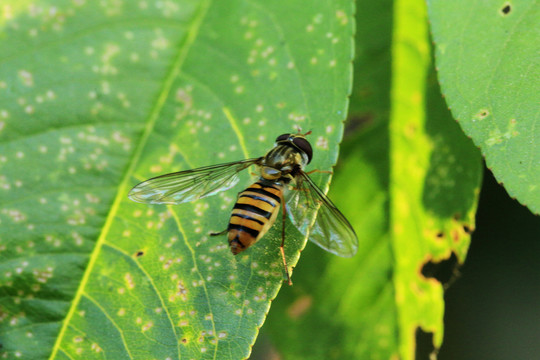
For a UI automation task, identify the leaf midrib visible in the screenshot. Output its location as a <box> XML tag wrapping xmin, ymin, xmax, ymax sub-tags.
<box><xmin>47</xmin><ymin>1</ymin><xmax>212</xmax><ymax>358</ymax></box>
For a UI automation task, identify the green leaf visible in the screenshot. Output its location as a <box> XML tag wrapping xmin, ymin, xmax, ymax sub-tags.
<box><xmin>427</xmin><ymin>0</ymin><xmax>540</xmax><ymax>214</ymax></box>
<box><xmin>0</xmin><ymin>1</ymin><xmax>353</xmax><ymax>359</ymax></box>
<box><xmin>390</xmin><ymin>0</ymin><xmax>482</xmax><ymax>358</ymax></box>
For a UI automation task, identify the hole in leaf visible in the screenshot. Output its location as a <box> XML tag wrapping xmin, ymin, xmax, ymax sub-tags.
<box><xmin>181</xmin><ymin>338</ymin><xmax>188</xmax><ymax>344</ymax></box>
<box><xmin>421</xmin><ymin>252</ymin><xmax>459</xmax><ymax>286</ymax></box>
<box><xmin>435</xmin><ymin>231</ymin><xmax>444</xmax><ymax>239</ymax></box>
<box><xmin>501</xmin><ymin>3</ymin><xmax>512</xmax><ymax>15</ymax></box>
<box><xmin>415</xmin><ymin>327</ymin><xmax>438</xmax><ymax>360</ymax></box>
<box><xmin>473</xmin><ymin>109</ymin><xmax>490</xmax><ymax>121</ymax></box>
<box><xmin>462</xmin><ymin>224</ymin><xmax>472</xmax><ymax>234</ymax></box>
<box><xmin>134</xmin><ymin>250</ymin><xmax>145</xmax><ymax>257</ymax></box>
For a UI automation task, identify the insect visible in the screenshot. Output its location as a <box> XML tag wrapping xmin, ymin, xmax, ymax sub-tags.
<box><xmin>128</xmin><ymin>131</ymin><xmax>358</xmax><ymax>285</ymax></box>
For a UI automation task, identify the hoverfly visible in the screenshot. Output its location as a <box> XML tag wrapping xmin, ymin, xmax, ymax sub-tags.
<box><xmin>128</xmin><ymin>131</ymin><xmax>358</xmax><ymax>285</ymax></box>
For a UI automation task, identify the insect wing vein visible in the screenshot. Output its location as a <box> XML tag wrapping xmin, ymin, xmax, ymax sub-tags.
<box><xmin>128</xmin><ymin>158</ymin><xmax>261</xmax><ymax>204</ymax></box>
<box><xmin>287</xmin><ymin>171</ymin><xmax>358</xmax><ymax>257</ymax></box>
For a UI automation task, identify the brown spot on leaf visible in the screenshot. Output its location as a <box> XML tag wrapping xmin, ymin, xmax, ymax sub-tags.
<box><xmin>451</xmin><ymin>228</ymin><xmax>460</xmax><ymax>242</ymax></box>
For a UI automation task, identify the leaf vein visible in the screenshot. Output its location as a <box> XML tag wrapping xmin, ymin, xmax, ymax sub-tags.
<box><xmin>47</xmin><ymin>1</ymin><xmax>212</xmax><ymax>358</ymax></box>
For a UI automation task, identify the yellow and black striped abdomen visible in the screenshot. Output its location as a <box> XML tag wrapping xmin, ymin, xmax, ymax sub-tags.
<box><xmin>227</xmin><ymin>181</ymin><xmax>282</xmax><ymax>254</ymax></box>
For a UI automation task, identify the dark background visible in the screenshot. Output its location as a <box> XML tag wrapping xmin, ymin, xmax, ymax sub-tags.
<box><xmin>438</xmin><ymin>167</ymin><xmax>540</xmax><ymax>360</ymax></box>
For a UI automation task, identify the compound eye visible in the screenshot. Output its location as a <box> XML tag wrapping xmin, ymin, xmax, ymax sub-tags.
<box><xmin>275</xmin><ymin>133</ymin><xmax>291</xmax><ymax>142</ymax></box>
<box><xmin>292</xmin><ymin>137</ymin><xmax>313</xmax><ymax>164</ymax></box>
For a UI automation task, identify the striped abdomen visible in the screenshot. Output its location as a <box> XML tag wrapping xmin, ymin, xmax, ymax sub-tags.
<box><xmin>227</xmin><ymin>181</ymin><xmax>282</xmax><ymax>254</ymax></box>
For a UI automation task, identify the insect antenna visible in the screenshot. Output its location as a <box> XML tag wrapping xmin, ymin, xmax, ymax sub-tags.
<box><xmin>294</xmin><ymin>127</ymin><xmax>312</xmax><ymax>137</ymax></box>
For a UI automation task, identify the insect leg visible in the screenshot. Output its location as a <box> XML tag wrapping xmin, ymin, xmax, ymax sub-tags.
<box><xmin>305</xmin><ymin>169</ymin><xmax>332</xmax><ymax>175</ymax></box>
<box><xmin>280</xmin><ymin>192</ymin><xmax>292</xmax><ymax>286</ymax></box>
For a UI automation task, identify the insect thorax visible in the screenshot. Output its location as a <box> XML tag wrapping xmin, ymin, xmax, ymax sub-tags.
<box><xmin>263</xmin><ymin>144</ymin><xmax>307</xmax><ymax>174</ymax></box>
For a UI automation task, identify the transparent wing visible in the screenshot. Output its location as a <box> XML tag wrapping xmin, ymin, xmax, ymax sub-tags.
<box><xmin>286</xmin><ymin>171</ymin><xmax>358</xmax><ymax>257</ymax></box>
<box><xmin>128</xmin><ymin>158</ymin><xmax>261</xmax><ymax>204</ymax></box>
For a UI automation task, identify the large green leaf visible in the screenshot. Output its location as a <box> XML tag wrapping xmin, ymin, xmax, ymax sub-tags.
<box><xmin>0</xmin><ymin>1</ymin><xmax>353</xmax><ymax>359</ymax></box>
<box><xmin>427</xmin><ymin>0</ymin><xmax>540</xmax><ymax>214</ymax></box>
